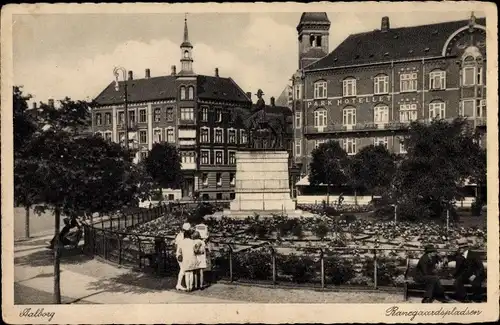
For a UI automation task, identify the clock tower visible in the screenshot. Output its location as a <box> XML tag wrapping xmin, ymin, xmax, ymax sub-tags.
<box><xmin>179</xmin><ymin>14</ymin><xmax>194</xmax><ymax>75</ymax></box>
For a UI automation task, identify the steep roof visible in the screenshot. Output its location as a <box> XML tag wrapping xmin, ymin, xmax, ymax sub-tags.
<box><xmin>94</xmin><ymin>75</ymin><xmax>251</xmax><ymax>105</ymax></box>
<box><xmin>297</xmin><ymin>12</ymin><xmax>330</xmax><ymax>31</ymax></box>
<box><xmin>305</xmin><ymin>18</ymin><xmax>486</xmax><ymax>71</ymax></box>
<box><xmin>275</xmin><ymin>86</ymin><xmax>291</xmax><ymax>107</ymax></box>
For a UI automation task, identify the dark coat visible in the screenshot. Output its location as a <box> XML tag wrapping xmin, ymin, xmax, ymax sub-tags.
<box><xmin>415</xmin><ymin>253</ymin><xmax>438</xmax><ymax>280</ymax></box>
<box><xmin>454</xmin><ymin>250</ymin><xmax>485</xmax><ymax>279</ymax></box>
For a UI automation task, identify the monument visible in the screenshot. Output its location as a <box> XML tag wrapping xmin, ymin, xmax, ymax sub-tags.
<box><xmin>227</xmin><ymin>89</ymin><xmax>297</xmax><ymax>215</ymax></box>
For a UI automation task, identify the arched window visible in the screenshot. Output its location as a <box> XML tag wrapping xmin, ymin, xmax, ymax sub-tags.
<box><xmin>342</xmin><ymin>77</ymin><xmax>356</xmax><ymax>97</ymax></box>
<box><xmin>188</xmin><ymin>86</ymin><xmax>194</xmax><ymax>100</ymax></box>
<box><xmin>184</xmin><ymin>50</ymin><xmax>190</xmax><ymax>58</ymax></box>
<box><xmin>429</xmin><ymin>100</ymin><xmax>446</xmax><ymax>119</ymax></box>
<box><xmin>310</xmin><ymin>35</ymin><xmax>316</xmax><ymax>47</ymax></box>
<box><xmin>313</xmin><ymin>108</ymin><xmax>327</xmax><ymax>128</ymax></box>
<box><xmin>374</xmin><ymin>104</ymin><xmax>389</xmax><ymax>124</ymax></box>
<box><xmin>342</xmin><ymin>106</ymin><xmax>356</xmax><ymax>126</ymax></box>
<box><xmin>429</xmin><ymin>69</ymin><xmax>446</xmax><ymax>90</ymax></box>
<box><xmin>374</xmin><ymin>74</ymin><xmax>389</xmax><ymax>94</ymax></box>
<box><xmin>461</xmin><ymin>47</ymin><xmax>483</xmax><ymax>86</ymax></box>
<box><xmin>316</xmin><ymin>36</ymin><xmax>322</xmax><ymax>47</ymax></box>
<box><xmin>180</xmin><ymin>86</ymin><xmax>186</xmax><ymax>100</ymax></box>
<box><xmin>313</xmin><ymin>80</ymin><xmax>327</xmax><ymax>99</ymax></box>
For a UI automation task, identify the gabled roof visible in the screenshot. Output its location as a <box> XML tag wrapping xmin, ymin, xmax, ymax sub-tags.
<box><xmin>275</xmin><ymin>86</ymin><xmax>291</xmax><ymax>107</ymax></box>
<box><xmin>305</xmin><ymin>18</ymin><xmax>486</xmax><ymax>71</ymax></box>
<box><xmin>94</xmin><ymin>75</ymin><xmax>251</xmax><ymax>105</ymax></box>
<box><xmin>94</xmin><ymin>76</ymin><xmax>177</xmax><ymax>105</ymax></box>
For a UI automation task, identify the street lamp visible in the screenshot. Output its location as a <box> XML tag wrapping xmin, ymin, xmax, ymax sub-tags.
<box><xmin>113</xmin><ymin>67</ymin><xmax>129</xmax><ymax>152</ymax></box>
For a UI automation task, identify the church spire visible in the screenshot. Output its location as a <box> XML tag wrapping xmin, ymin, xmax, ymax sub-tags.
<box><xmin>179</xmin><ymin>13</ymin><xmax>194</xmax><ymax>75</ymax></box>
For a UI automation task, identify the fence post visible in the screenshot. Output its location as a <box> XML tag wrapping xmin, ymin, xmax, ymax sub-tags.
<box><xmin>228</xmin><ymin>244</ymin><xmax>233</xmax><ymax>283</ymax></box>
<box><xmin>320</xmin><ymin>249</ymin><xmax>325</xmax><ymax>289</ymax></box>
<box><xmin>373</xmin><ymin>249</ymin><xmax>378</xmax><ymax>289</ymax></box>
<box><xmin>104</xmin><ymin>231</ymin><xmax>108</xmax><ymax>260</ymax></box>
<box><xmin>118</xmin><ymin>236</ymin><xmax>123</xmax><ymax>265</ymax></box>
<box><xmin>271</xmin><ymin>246</ymin><xmax>276</xmax><ymax>286</ymax></box>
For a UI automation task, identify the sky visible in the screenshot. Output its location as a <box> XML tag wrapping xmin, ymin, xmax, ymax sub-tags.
<box><xmin>12</xmin><ymin>10</ymin><xmax>483</xmax><ymax>105</ymax></box>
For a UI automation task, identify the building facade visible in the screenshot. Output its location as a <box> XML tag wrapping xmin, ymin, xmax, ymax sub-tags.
<box><xmin>93</xmin><ymin>17</ymin><xmax>296</xmax><ymax>201</ymax></box>
<box><xmin>291</xmin><ymin>13</ymin><xmax>487</xmax><ymax>179</ymax></box>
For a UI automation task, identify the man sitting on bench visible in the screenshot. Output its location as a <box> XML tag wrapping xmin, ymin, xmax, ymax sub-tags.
<box><xmin>415</xmin><ymin>245</ymin><xmax>451</xmax><ymax>303</ymax></box>
<box><xmin>453</xmin><ymin>239</ymin><xmax>486</xmax><ymax>302</ymax></box>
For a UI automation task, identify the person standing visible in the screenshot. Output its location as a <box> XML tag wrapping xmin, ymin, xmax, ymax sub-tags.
<box><xmin>415</xmin><ymin>245</ymin><xmax>451</xmax><ymax>303</ymax></box>
<box><xmin>174</xmin><ymin>223</ymin><xmax>190</xmax><ymax>291</ymax></box>
<box><xmin>177</xmin><ymin>229</ymin><xmax>197</xmax><ymax>292</ymax></box>
<box><xmin>453</xmin><ymin>239</ymin><xmax>486</xmax><ymax>302</ymax></box>
<box><xmin>192</xmin><ymin>231</ymin><xmax>207</xmax><ymax>289</ymax></box>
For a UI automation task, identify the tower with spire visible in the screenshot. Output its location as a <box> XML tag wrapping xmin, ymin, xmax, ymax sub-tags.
<box><xmin>179</xmin><ymin>14</ymin><xmax>194</xmax><ymax>75</ymax></box>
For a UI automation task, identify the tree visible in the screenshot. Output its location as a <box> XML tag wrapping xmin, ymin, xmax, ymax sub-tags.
<box><xmin>309</xmin><ymin>140</ymin><xmax>348</xmax><ymax>205</ymax></box>
<box><xmin>392</xmin><ymin>117</ymin><xmax>483</xmax><ymax>220</ymax></box>
<box><xmin>348</xmin><ymin>144</ymin><xmax>396</xmax><ymax>203</ymax></box>
<box><xmin>144</xmin><ymin>142</ymin><xmax>183</xmax><ymax>200</ymax></box>
<box><xmin>13</xmin><ymin>86</ymin><xmax>38</xmax><ymax>238</ymax></box>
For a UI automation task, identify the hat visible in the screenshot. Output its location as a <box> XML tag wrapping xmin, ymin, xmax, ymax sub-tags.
<box><xmin>424</xmin><ymin>244</ymin><xmax>437</xmax><ymax>253</ymax></box>
<box><xmin>182</xmin><ymin>223</ymin><xmax>191</xmax><ymax>231</ymax></box>
<box><xmin>456</xmin><ymin>238</ymin><xmax>469</xmax><ymax>249</ymax></box>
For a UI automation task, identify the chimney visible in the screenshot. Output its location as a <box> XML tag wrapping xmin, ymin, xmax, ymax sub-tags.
<box><xmin>215</xmin><ymin>68</ymin><xmax>219</xmax><ymax>77</ymax></box>
<box><xmin>48</xmin><ymin>99</ymin><xmax>54</xmax><ymax>107</ymax></box>
<box><xmin>270</xmin><ymin>97</ymin><xmax>276</xmax><ymax>106</ymax></box>
<box><xmin>128</xmin><ymin>71</ymin><xmax>133</xmax><ymax>80</ymax></box>
<box><xmin>145</xmin><ymin>68</ymin><xmax>151</xmax><ymax>78</ymax></box>
<box><xmin>381</xmin><ymin>16</ymin><xmax>390</xmax><ymax>32</ymax></box>
<box><xmin>246</xmin><ymin>92</ymin><xmax>252</xmax><ymax>101</ymax></box>
<box><xmin>171</xmin><ymin>65</ymin><xmax>177</xmax><ymax>76</ymax></box>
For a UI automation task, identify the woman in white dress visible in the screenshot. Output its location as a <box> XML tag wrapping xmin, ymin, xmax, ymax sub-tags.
<box><xmin>174</xmin><ymin>223</ymin><xmax>191</xmax><ymax>291</ymax></box>
<box><xmin>192</xmin><ymin>231</ymin><xmax>207</xmax><ymax>289</ymax></box>
<box><xmin>177</xmin><ymin>229</ymin><xmax>197</xmax><ymax>292</ymax></box>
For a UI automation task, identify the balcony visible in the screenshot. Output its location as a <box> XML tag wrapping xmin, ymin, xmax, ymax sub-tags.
<box><xmin>179</xmin><ymin>119</ymin><xmax>196</xmax><ymax>126</ymax></box>
<box><xmin>304</xmin><ymin>122</ymin><xmax>410</xmax><ymax>135</ymax></box>
<box><xmin>181</xmin><ymin>162</ymin><xmax>197</xmax><ymax>170</ymax></box>
<box><xmin>179</xmin><ymin>139</ymin><xmax>196</xmax><ymax>147</ymax></box>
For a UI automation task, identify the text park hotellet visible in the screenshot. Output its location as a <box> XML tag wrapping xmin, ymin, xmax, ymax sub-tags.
<box><xmin>92</xmin><ymin>17</ymin><xmax>288</xmax><ymax>201</ymax></box>
<box><xmin>291</xmin><ymin>13</ymin><xmax>486</xmax><ymax>176</ymax></box>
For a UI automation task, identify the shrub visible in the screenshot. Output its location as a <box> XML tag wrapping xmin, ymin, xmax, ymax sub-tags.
<box><xmin>235</xmin><ymin>249</ymin><xmax>272</xmax><ymax>280</ymax></box>
<box><xmin>324</xmin><ymin>255</ymin><xmax>356</xmax><ymax>285</ymax></box>
<box><xmin>339</xmin><ymin>214</ymin><xmax>357</xmax><ymax>223</ymax></box>
<box><xmin>313</xmin><ymin>221</ymin><xmax>329</xmax><ymax>240</ymax></box>
<box><xmin>277</xmin><ymin>254</ymin><xmax>316</xmax><ymax>283</ymax></box>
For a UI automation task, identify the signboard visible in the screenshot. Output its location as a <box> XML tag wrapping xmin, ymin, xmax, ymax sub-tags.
<box><xmin>307</xmin><ymin>95</ymin><xmax>392</xmax><ymax>108</ymax></box>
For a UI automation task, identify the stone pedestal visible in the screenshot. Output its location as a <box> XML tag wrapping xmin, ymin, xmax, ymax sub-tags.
<box><xmin>229</xmin><ymin>150</ymin><xmax>296</xmax><ymax>214</ymax></box>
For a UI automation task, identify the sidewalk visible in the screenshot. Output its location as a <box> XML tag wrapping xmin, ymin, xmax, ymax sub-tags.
<box><xmin>13</xmin><ymin>236</ymin><xmax>419</xmax><ymax>304</ymax></box>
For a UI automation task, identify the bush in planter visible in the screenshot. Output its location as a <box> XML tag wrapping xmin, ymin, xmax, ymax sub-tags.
<box><xmin>363</xmin><ymin>256</ymin><xmax>402</xmax><ymax>286</ymax></box>
<box><xmin>324</xmin><ymin>255</ymin><xmax>356</xmax><ymax>285</ymax></box>
<box><xmin>277</xmin><ymin>254</ymin><xmax>316</xmax><ymax>283</ymax></box>
<box><xmin>235</xmin><ymin>249</ymin><xmax>272</xmax><ymax>280</ymax></box>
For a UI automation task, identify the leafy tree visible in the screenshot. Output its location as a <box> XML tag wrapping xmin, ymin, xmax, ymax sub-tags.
<box><xmin>348</xmin><ymin>144</ymin><xmax>396</xmax><ymax>203</ymax></box>
<box><xmin>144</xmin><ymin>142</ymin><xmax>183</xmax><ymax>200</ymax></box>
<box><xmin>392</xmin><ymin>117</ymin><xmax>483</xmax><ymax>221</ymax></box>
<box><xmin>309</xmin><ymin>140</ymin><xmax>348</xmax><ymax>205</ymax></box>
<box><xmin>35</xmin><ymin>97</ymin><xmax>92</xmax><ymax>134</ymax></box>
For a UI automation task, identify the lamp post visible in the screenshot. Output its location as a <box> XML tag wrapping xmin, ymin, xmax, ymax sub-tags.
<box><xmin>113</xmin><ymin>67</ymin><xmax>129</xmax><ymax>152</ymax></box>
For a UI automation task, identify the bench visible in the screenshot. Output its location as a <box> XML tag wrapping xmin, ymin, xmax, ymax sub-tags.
<box><xmin>403</xmin><ymin>257</ymin><xmax>487</xmax><ymax>301</ymax></box>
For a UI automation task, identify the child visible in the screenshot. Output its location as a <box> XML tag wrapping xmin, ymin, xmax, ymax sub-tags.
<box><xmin>178</xmin><ymin>229</ymin><xmax>197</xmax><ymax>292</ymax></box>
<box><xmin>192</xmin><ymin>231</ymin><xmax>207</xmax><ymax>290</ymax></box>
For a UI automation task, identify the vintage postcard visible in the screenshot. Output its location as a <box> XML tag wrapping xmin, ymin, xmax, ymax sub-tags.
<box><xmin>1</xmin><ymin>1</ymin><xmax>499</xmax><ymax>323</ymax></box>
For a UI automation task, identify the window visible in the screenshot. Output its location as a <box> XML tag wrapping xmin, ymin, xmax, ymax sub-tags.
<box><xmin>228</xmin><ymin>151</ymin><xmax>236</xmax><ymax>165</ymax></box>
<box><xmin>477</xmin><ymin>99</ymin><xmax>486</xmax><ymax>118</ymax></box>
<box><xmin>230</xmin><ymin>193</ymin><xmax>236</xmax><ymax>200</ymax></box>
<box><xmin>462</xmin><ymin>66</ymin><xmax>475</xmax><ymax>86</ymax></box>
<box><xmin>201</xmin><ymin>106</ymin><xmax>208</xmax><ymax>122</ymax></box>
<box><xmin>477</xmin><ymin>67</ymin><xmax>483</xmax><ymax>85</ymax></box>
<box><xmin>166</xmin><ymin>107</ymin><xmax>173</xmax><ymax>121</ymax></box>
<box><xmin>139</xmin><ymin>130</ymin><xmax>147</xmax><ymax>144</ymax></box>
<box><xmin>153</xmin><ymin>129</ymin><xmax>162</xmax><ymax>143</ymax></box>
<box><xmin>400</xmin><ymin>73</ymin><xmax>417</xmax><ymax>92</ymax></box>
<box><xmin>139</xmin><ymin>109</ymin><xmax>147</xmax><ymax>123</ymax></box>
<box><xmin>95</xmin><ymin>131</ymin><xmax>102</xmax><ymax>137</ymax></box>
<box><xmin>314</xmin><ymin>109</ymin><xmax>327</xmax><ymax>128</ymax></box>
<box><xmin>154</xmin><ymin>108</ymin><xmax>161</xmax><ymax>122</ymax></box>
<box><xmin>188</xmin><ymin>86</ymin><xmax>194</xmax><ymax>100</ymax></box>
<box><xmin>295</xmin><ymin>139</ymin><xmax>302</xmax><ymax>157</ymax></box>
<box><xmin>104</xmin><ymin>132</ymin><xmax>112</xmax><ymax>141</ymax></box>
<box><xmin>294</xmin><ymin>84</ymin><xmax>301</xmax><ymax>100</ymax></box>
<box><xmin>429</xmin><ymin>70</ymin><xmax>446</xmax><ymax>90</ymax></box>
<box><xmin>295</xmin><ymin>111</ymin><xmax>302</xmax><ymax>128</ymax></box>
<box><xmin>118</xmin><ymin>111</ymin><xmax>124</xmax><ymax>125</ymax></box>
<box><xmin>181</xmin><ymin>152</ymin><xmax>195</xmax><ymax>165</ymax></box>
<box><xmin>429</xmin><ymin>101</ymin><xmax>446</xmax><ymax>119</ymax></box>
<box><xmin>216</xmin><ymin>107</ymin><xmax>222</xmax><ymax>123</ymax></box>
<box><xmin>343</xmin><ymin>107</ymin><xmax>356</xmax><ymax>126</ymax></box>
<box><xmin>216</xmin><ymin>173</ymin><xmax>222</xmax><ymax>187</ymax></box>
<box><xmin>180</xmin><ymin>86</ymin><xmax>186</xmax><ymax>100</ymax></box>
<box><xmin>374</xmin><ymin>105</ymin><xmax>389</xmax><ymax>124</ymax></box>
<box><xmin>228</xmin><ymin>129</ymin><xmax>236</xmax><ymax>144</ymax></box>
<box><xmin>399</xmin><ymin>139</ymin><xmax>407</xmax><ymax>154</ymax></box>
<box><xmin>166</xmin><ymin>128</ymin><xmax>175</xmax><ymax>143</ymax></box>
<box><xmin>95</xmin><ymin>113</ymin><xmax>102</xmax><ymax>126</ymax></box>
<box><xmin>118</xmin><ymin>131</ymin><xmax>125</xmax><ymax>144</ymax></box>
<box><xmin>374</xmin><ymin>137</ymin><xmax>388</xmax><ymax>149</ymax></box>
<box><xmin>314</xmin><ymin>81</ymin><xmax>327</xmax><ymax>99</ymax></box>
<box><xmin>230</xmin><ymin>173</ymin><xmax>235</xmax><ymax>186</ymax></box>
<box><xmin>128</xmin><ymin>110</ymin><xmax>136</xmax><ymax>126</ymax></box>
<box><xmin>214</xmin><ymin>128</ymin><xmax>224</xmax><ymax>143</ymax></box>
<box><xmin>215</xmin><ymin>150</ymin><xmax>224</xmax><ymax>165</ymax></box>
<box><xmin>105</xmin><ymin>112</ymin><xmax>112</xmax><ymax>125</ymax></box>
<box><xmin>460</xmin><ymin>99</ymin><xmax>475</xmax><ymax>116</ymax></box>
<box><xmin>216</xmin><ymin>193</ymin><xmax>223</xmax><ymax>200</ymax></box>
<box><xmin>400</xmin><ymin>104</ymin><xmax>418</xmax><ymax>122</ymax></box>
<box><xmin>343</xmin><ymin>78</ymin><xmax>356</xmax><ymax>97</ymax></box>
<box><xmin>240</xmin><ymin>130</ymin><xmax>248</xmax><ymax>144</ymax></box>
<box><xmin>343</xmin><ymin>138</ymin><xmax>356</xmax><ymax>155</ymax></box>
<box><xmin>314</xmin><ymin>139</ymin><xmax>327</xmax><ymax>149</ymax></box>
<box><xmin>200</xmin><ymin>150</ymin><xmax>210</xmax><ymax>165</ymax></box>
<box><xmin>374</xmin><ymin>75</ymin><xmax>389</xmax><ymax>94</ymax></box>
<box><xmin>201</xmin><ymin>173</ymin><xmax>208</xmax><ymax>186</ymax></box>
<box><xmin>200</xmin><ymin>127</ymin><xmax>210</xmax><ymax>143</ymax></box>
<box><xmin>180</xmin><ymin>107</ymin><xmax>194</xmax><ymax>121</ymax></box>
<box><xmin>202</xmin><ymin>194</ymin><xmax>209</xmax><ymax>200</ymax></box>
